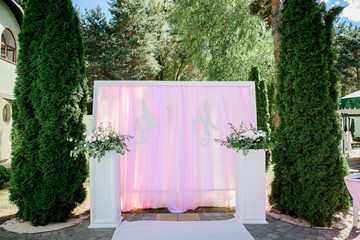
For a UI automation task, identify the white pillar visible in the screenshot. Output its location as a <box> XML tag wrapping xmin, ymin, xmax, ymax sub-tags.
<box><xmin>235</xmin><ymin>149</ymin><xmax>267</xmax><ymax>224</ymax></box>
<box><xmin>89</xmin><ymin>151</ymin><xmax>123</xmax><ymax>228</ymax></box>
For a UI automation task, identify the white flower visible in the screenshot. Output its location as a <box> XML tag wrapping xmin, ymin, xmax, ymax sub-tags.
<box><xmin>244</xmin><ymin>130</ymin><xmax>255</xmax><ymax>138</ymax></box>
<box><xmin>85</xmin><ymin>136</ymin><xmax>92</xmax><ymax>142</ymax></box>
<box><xmin>259</xmin><ymin>132</ymin><xmax>266</xmax><ymax>137</ymax></box>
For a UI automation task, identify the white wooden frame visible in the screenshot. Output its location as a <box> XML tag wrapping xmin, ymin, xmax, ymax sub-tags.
<box><xmin>89</xmin><ymin>80</ymin><xmax>262</xmax><ymax>228</ymax></box>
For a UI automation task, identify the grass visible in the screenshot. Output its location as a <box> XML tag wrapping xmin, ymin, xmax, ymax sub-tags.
<box><xmin>0</xmin><ymin>184</ymin><xmax>17</xmax><ymax>219</ymax></box>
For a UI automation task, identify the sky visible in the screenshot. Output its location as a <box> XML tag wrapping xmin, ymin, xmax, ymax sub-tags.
<box><xmin>321</xmin><ymin>0</ymin><xmax>360</xmax><ymax>27</ymax></box>
<box><xmin>72</xmin><ymin>0</ymin><xmax>360</xmax><ymax>27</ymax></box>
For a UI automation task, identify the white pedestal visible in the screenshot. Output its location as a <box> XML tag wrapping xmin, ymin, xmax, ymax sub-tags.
<box><xmin>235</xmin><ymin>149</ymin><xmax>267</xmax><ymax>224</ymax></box>
<box><xmin>354</xmin><ymin>203</ymin><xmax>359</xmax><ymax>228</ymax></box>
<box><xmin>89</xmin><ymin>151</ymin><xmax>123</xmax><ymax>228</ymax></box>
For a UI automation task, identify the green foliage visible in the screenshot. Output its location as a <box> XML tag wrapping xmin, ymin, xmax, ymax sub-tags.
<box><xmin>108</xmin><ymin>0</ymin><xmax>160</xmax><ymax>80</ymax></box>
<box><xmin>81</xmin><ymin>0</ymin><xmax>274</xmax><ymax>85</ymax></box>
<box><xmin>248</xmin><ymin>66</ymin><xmax>272</xmax><ymax>169</ymax></box>
<box><xmin>249</xmin><ymin>66</ymin><xmax>270</xmax><ymax>133</ymax></box>
<box><xmin>249</xmin><ymin>0</ymin><xmax>272</xmax><ymax>28</ymax></box>
<box><xmin>10</xmin><ymin>0</ymin><xmax>88</xmax><ymax>226</ymax></box>
<box><xmin>80</xmin><ymin>0</ymin><xmax>198</xmax><ymax>90</ymax></box>
<box><xmin>334</xmin><ymin>23</ymin><xmax>360</xmax><ymax>96</ymax></box>
<box><xmin>215</xmin><ymin>123</ymin><xmax>271</xmax><ymax>156</ymax></box>
<box><xmin>73</xmin><ymin>123</ymin><xmax>133</xmax><ymax>162</ymax></box>
<box><xmin>171</xmin><ymin>0</ymin><xmax>271</xmax><ymax>81</ymax></box>
<box><xmin>149</xmin><ymin>0</ymin><xmax>194</xmax><ymax>81</ymax></box>
<box><xmin>80</xmin><ymin>6</ymin><xmax>112</xmax><ymax>94</ymax></box>
<box><xmin>248</xmin><ymin>0</ymin><xmax>277</xmax><ymax>134</ymax></box>
<box><xmin>15</xmin><ymin>0</ymin><xmax>26</xmax><ymax>9</ymax></box>
<box><xmin>0</xmin><ymin>166</ymin><xmax>10</xmax><ymax>189</ymax></box>
<box><xmin>350</xmin><ymin>119</ymin><xmax>355</xmax><ymax>138</ymax></box>
<box><xmin>270</xmin><ymin>0</ymin><xmax>349</xmax><ymax>227</ymax></box>
<box><xmin>267</xmin><ymin>80</ymin><xmax>276</xmax><ymax>132</ymax></box>
<box><xmin>10</xmin><ymin>0</ymin><xmax>46</xmax><ymax>225</ymax></box>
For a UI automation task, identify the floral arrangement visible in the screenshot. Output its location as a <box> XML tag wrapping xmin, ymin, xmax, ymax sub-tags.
<box><xmin>214</xmin><ymin>123</ymin><xmax>271</xmax><ymax>156</ymax></box>
<box><xmin>73</xmin><ymin>123</ymin><xmax>133</xmax><ymax>162</ymax></box>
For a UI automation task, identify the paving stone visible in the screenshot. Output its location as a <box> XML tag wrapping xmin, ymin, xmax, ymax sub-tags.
<box><xmin>202</xmin><ymin>213</ymin><xmax>214</xmax><ymax>217</ymax></box>
<box><xmin>155</xmin><ymin>213</ymin><xmax>177</xmax><ymax>221</ymax></box>
<box><xmin>0</xmin><ymin>213</ymin><xmax>359</xmax><ymax>239</ymax></box>
<box><xmin>266</xmin><ymin>233</ymin><xmax>280</xmax><ymax>238</ymax></box>
<box><xmin>41</xmin><ymin>232</ymin><xmax>51</xmax><ymax>237</ymax></box>
<box><xmin>178</xmin><ymin>213</ymin><xmax>200</xmax><ymax>221</ymax></box>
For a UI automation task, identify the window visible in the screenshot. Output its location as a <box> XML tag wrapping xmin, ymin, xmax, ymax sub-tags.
<box><xmin>2</xmin><ymin>104</ymin><xmax>11</xmax><ymax>123</ymax></box>
<box><xmin>1</xmin><ymin>28</ymin><xmax>16</xmax><ymax>63</ymax></box>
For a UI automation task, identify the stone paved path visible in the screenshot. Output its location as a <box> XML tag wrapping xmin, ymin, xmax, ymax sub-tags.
<box><xmin>1</xmin><ymin>150</ymin><xmax>360</xmax><ymax>239</ymax></box>
<box><xmin>0</xmin><ymin>212</ymin><xmax>359</xmax><ymax>240</ymax></box>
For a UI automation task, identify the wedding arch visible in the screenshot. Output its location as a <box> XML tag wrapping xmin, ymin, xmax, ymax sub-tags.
<box><xmin>89</xmin><ymin>81</ymin><xmax>266</xmax><ymax>228</ymax></box>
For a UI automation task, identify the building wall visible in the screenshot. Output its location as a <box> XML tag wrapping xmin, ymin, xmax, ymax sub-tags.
<box><xmin>0</xmin><ymin>0</ymin><xmax>21</xmax><ymax>161</ymax></box>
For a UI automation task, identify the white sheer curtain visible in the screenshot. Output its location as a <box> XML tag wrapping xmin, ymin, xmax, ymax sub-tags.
<box><xmin>96</xmin><ymin>84</ymin><xmax>256</xmax><ymax>213</ymax></box>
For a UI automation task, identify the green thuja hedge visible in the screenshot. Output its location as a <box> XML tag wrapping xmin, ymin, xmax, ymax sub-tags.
<box><xmin>0</xmin><ymin>166</ymin><xmax>10</xmax><ymax>189</ymax></box>
<box><xmin>10</xmin><ymin>0</ymin><xmax>46</xmax><ymax>224</ymax></box>
<box><xmin>248</xmin><ymin>66</ymin><xmax>271</xmax><ymax>169</ymax></box>
<box><xmin>270</xmin><ymin>0</ymin><xmax>349</xmax><ymax>226</ymax></box>
<box><xmin>10</xmin><ymin>0</ymin><xmax>88</xmax><ymax>226</ymax></box>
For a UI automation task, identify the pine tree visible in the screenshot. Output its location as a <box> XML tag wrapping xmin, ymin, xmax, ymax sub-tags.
<box><xmin>10</xmin><ymin>0</ymin><xmax>88</xmax><ymax>226</ymax></box>
<box><xmin>270</xmin><ymin>0</ymin><xmax>349</xmax><ymax>226</ymax></box>
<box><xmin>81</xmin><ymin>6</ymin><xmax>112</xmax><ymax>93</ymax></box>
<box><xmin>109</xmin><ymin>0</ymin><xmax>160</xmax><ymax>80</ymax></box>
<box><xmin>335</xmin><ymin>23</ymin><xmax>360</xmax><ymax>96</ymax></box>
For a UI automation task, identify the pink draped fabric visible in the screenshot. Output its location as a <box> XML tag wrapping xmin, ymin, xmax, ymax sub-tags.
<box><xmin>96</xmin><ymin>84</ymin><xmax>256</xmax><ymax>212</ymax></box>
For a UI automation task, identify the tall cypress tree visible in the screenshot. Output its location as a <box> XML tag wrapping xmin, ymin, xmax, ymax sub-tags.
<box><xmin>10</xmin><ymin>0</ymin><xmax>46</xmax><ymax>224</ymax></box>
<box><xmin>10</xmin><ymin>0</ymin><xmax>88</xmax><ymax>225</ymax></box>
<box><xmin>248</xmin><ymin>66</ymin><xmax>271</xmax><ymax>169</ymax></box>
<box><xmin>270</xmin><ymin>0</ymin><xmax>349</xmax><ymax>226</ymax></box>
<box><xmin>249</xmin><ymin>66</ymin><xmax>270</xmax><ymax>133</ymax></box>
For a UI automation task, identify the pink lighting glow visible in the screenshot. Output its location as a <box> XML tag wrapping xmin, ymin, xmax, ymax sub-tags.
<box><xmin>96</xmin><ymin>84</ymin><xmax>256</xmax><ymax>213</ymax></box>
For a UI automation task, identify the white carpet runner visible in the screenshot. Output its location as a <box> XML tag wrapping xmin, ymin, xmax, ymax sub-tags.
<box><xmin>111</xmin><ymin>218</ymin><xmax>254</xmax><ymax>240</ymax></box>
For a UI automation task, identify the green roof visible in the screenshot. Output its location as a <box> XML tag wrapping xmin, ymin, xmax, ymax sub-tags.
<box><xmin>340</xmin><ymin>90</ymin><xmax>360</xmax><ymax>110</ymax></box>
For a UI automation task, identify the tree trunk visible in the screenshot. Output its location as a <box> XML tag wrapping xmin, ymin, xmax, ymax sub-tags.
<box><xmin>271</xmin><ymin>0</ymin><xmax>281</xmax><ymax>127</ymax></box>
